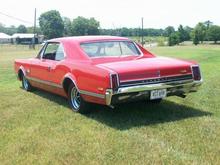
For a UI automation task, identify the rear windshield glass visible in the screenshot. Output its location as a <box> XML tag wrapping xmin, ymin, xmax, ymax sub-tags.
<box><xmin>80</xmin><ymin>41</ymin><xmax>141</xmax><ymax>57</ymax></box>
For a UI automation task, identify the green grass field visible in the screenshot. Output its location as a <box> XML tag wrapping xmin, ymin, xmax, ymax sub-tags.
<box><xmin>0</xmin><ymin>44</ymin><xmax>220</xmax><ymax>164</ymax></box>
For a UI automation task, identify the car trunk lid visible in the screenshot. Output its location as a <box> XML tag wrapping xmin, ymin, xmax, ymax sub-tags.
<box><xmin>96</xmin><ymin>57</ymin><xmax>192</xmax><ymax>83</ymax></box>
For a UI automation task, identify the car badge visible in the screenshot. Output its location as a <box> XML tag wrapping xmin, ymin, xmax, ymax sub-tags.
<box><xmin>180</xmin><ymin>69</ymin><xmax>187</xmax><ymax>74</ymax></box>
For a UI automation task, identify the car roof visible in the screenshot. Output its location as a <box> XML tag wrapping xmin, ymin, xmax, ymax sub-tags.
<box><xmin>48</xmin><ymin>35</ymin><xmax>130</xmax><ymax>43</ymax></box>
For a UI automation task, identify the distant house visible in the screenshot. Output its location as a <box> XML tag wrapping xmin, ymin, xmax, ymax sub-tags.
<box><xmin>0</xmin><ymin>33</ymin><xmax>11</xmax><ymax>44</ymax></box>
<box><xmin>11</xmin><ymin>33</ymin><xmax>44</xmax><ymax>44</ymax></box>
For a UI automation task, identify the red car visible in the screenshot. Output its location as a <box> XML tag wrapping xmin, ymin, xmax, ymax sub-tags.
<box><xmin>14</xmin><ymin>36</ymin><xmax>202</xmax><ymax>113</ymax></box>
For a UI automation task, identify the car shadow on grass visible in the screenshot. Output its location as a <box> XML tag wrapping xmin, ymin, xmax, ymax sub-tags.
<box><xmin>85</xmin><ymin>100</ymin><xmax>212</xmax><ymax>130</ymax></box>
<box><xmin>32</xmin><ymin>89</ymin><xmax>211</xmax><ymax>130</ymax></box>
<box><xmin>31</xmin><ymin>89</ymin><xmax>70</xmax><ymax>109</ymax></box>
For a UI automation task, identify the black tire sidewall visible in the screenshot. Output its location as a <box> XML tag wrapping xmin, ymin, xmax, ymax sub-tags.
<box><xmin>67</xmin><ymin>83</ymin><xmax>90</xmax><ymax>114</ymax></box>
<box><xmin>22</xmin><ymin>75</ymin><xmax>32</xmax><ymax>91</ymax></box>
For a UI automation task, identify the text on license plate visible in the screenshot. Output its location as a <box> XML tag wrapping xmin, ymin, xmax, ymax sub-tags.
<box><xmin>150</xmin><ymin>89</ymin><xmax>167</xmax><ymax>100</ymax></box>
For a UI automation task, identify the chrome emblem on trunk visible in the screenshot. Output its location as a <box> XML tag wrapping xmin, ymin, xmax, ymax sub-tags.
<box><xmin>180</xmin><ymin>69</ymin><xmax>187</xmax><ymax>74</ymax></box>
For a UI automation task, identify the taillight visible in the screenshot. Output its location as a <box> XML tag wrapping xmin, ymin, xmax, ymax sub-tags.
<box><xmin>110</xmin><ymin>74</ymin><xmax>119</xmax><ymax>91</ymax></box>
<box><xmin>191</xmin><ymin>65</ymin><xmax>201</xmax><ymax>81</ymax></box>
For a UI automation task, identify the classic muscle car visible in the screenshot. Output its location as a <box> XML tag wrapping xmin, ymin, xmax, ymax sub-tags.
<box><xmin>14</xmin><ymin>36</ymin><xmax>202</xmax><ymax>113</ymax></box>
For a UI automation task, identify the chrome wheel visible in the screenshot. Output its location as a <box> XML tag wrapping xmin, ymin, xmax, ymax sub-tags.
<box><xmin>22</xmin><ymin>76</ymin><xmax>29</xmax><ymax>90</ymax></box>
<box><xmin>70</xmin><ymin>87</ymin><xmax>81</xmax><ymax>110</ymax></box>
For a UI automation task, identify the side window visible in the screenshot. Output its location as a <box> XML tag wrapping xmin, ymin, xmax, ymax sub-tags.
<box><xmin>36</xmin><ymin>44</ymin><xmax>46</xmax><ymax>59</ymax></box>
<box><xmin>43</xmin><ymin>43</ymin><xmax>59</xmax><ymax>60</ymax></box>
<box><xmin>120</xmin><ymin>42</ymin><xmax>140</xmax><ymax>55</ymax></box>
<box><xmin>55</xmin><ymin>44</ymin><xmax>65</xmax><ymax>61</ymax></box>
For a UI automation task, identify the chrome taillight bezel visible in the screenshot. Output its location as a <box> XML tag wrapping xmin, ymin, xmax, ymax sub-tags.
<box><xmin>191</xmin><ymin>65</ymin><xmax>202</xmax><ymax>81</ymax></box>
<box><xmin>110</xmin><ymin>73</ymin><xmax>120</xmax><ymax>91</ymax></box>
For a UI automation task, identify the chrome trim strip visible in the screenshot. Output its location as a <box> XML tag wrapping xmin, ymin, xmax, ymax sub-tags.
<box><xmin>120</xmin><ymin>74</ymin><xmax>193</xmax><ymax>83</ymax></box>
<box><xmin>79</xmin><ymin>90</ymin><xmax>105</xmax><ymax>99</ymax></box>
<box><xmin>26</xmin><ymin>76</ymin><xmax>63</xmax><ymax>89</ymax></box>
<box><xmin>27</xmin><ymin>75</ymin><xmax>105</xmax><ymax>99</ymax></box>
<box><xmin>117</xmin><ymin>80</ymin><xmax>199</xmax><ymax>94</ymax></box>
<box><xmin>120</xmin><ymin>74</ymin><xmax>193</xmax><ymax>87</ymax></box>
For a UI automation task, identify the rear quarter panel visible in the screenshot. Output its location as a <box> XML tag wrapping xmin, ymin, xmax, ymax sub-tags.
<box><xmin>70</xmin><ymin>61</ymin><xmax>110</xmax><ymax>95</ymax></box>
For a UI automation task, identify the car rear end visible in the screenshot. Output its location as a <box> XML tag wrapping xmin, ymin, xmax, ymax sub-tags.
<box><xmin>105</xmin><ymin>64</ymin><xmax>202</xmax><ymax>106</ymax></box>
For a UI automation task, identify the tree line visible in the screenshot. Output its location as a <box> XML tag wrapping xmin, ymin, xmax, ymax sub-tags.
<box><xmin>1</xmin><ymin>10</ymin><xmax>220</xmax><ymax>45</ymax></box>
<box><xmin>168</xmin><ymin>21</ymin><xmax>220</xmax><ymax>45</ymax></box>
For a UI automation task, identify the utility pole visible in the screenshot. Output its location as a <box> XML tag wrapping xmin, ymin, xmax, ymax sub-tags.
<box><xmin>141</xmin><ymin>17</ymin><xmax>144</xmax><ymax>46</ymax></box>
<box><xmin>33</xmin><ymin>8</ymin><xmax>36</xmax><ymax>49</ymax></box>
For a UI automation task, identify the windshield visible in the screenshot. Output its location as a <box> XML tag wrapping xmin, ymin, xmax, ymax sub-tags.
<box><xmin>80</xmin><ymin>41</ymin><xmax>141</xmax><ymax>57</ymax></box>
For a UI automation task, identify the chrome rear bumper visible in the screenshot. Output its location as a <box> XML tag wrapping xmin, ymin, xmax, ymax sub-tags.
<box><xmin>105</xmin><ymin>79</ymin><xmax>202</xmax><ymax>105</ymax></box>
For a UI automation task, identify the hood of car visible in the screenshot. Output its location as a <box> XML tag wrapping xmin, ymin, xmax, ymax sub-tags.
<box><xmin>96</xmin><ymin>56</ymin><xmax>193</xmax><ymax>82</ymax></box>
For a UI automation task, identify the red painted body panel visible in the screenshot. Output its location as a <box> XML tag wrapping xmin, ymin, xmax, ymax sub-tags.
<box><xmin>14</xmin><ymin>36</ymin><xmax>197</xmax><ymax>105</ymax></box>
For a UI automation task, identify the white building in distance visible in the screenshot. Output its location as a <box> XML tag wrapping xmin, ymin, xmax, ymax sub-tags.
<box><xmin>0</xmin><ymin>33</ymin><xmax>11</xmax><ymax>43</ymax></box>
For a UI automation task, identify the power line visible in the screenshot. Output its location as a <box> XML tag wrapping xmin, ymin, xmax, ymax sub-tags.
<box><xmin>0</xmin><ymin>11</ymin><xmax>33</xmax><ymax>25</ymax></box>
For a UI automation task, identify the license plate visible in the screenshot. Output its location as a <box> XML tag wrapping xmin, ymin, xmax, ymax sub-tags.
<box><xmin>150</xmin><ymin>89</ymin><xmax>167</xmax><ymax>100</ymax></box>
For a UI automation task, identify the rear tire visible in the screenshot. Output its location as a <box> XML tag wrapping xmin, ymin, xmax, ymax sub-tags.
<box><xmin>68</xmin><ymin>83</ymin><xmax>90</xmax><ymax>114</ymax></box>
<box><xmin>21</xmin><ymin>74</ymin><xmax>32</xmax><ymax>91</ymax></box>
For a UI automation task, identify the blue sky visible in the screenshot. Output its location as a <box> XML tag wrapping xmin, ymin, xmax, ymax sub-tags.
<box><xmin>0</xmin><ymin>0</ymin><xmax>219</xmax><ymax>29</ymax></box>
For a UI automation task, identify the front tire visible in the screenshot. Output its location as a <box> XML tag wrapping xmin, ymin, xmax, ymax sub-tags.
<box><xmin>68</xmin><ymin>83</ymin><xmax>90</xmax><ymax>114</ymax></box>
<box><xmin>22</xmin><ymin>74</ymin><xmax>32</xmax><ymax>91</ymax></box>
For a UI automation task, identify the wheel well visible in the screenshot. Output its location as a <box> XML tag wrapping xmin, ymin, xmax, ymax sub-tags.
<box><xmin>18</xmin><ymin>69</ymin><xmax>24</xmax><ymax>81</ymax></box>
<box><xmin>63</xmin><ymin>78</ymin><xmax>75</xmax><ymax>94</ymax></box>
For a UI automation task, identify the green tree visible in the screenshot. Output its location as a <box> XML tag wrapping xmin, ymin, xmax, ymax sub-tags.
<box><xmin>87</xmin><ymin>17</ymin><xmax>100</xmax><ymax>35</ymax></box>
<box><xmin>63</xmin><ymin>17</ymin><xmax>72</xmax><ymax>36</ymax></box>
<box><xmin>193</xmin><ymin>23</ymin><xmax>207</xmax><ymax>43</ymax></box>
<box><xmin>204</xmin><ymin>20</ymin><xmax>213</xmax><ymax>29</ymax></box>
<box><xmin>0</xmin><ymin>23</ymin><xmax>17</xmax><ymax>35</ymax></box>
<box><xmin>191</xmin><ymin>29</ymin><xmax>199</xmax><ymax>45</ymax></box>
<box><xmin>177</xmin><ymin>25</ymin><xmax>191</xmax><ymax>42</ymax></box>
<box><xmin>71</xmin><ymin>16</ymin><xmax>100</xmax><ymax>36</ymax></box>
<box><xmin>168</xmin><ymin>32</ymin><xmax>180</xmax><ymax>46</ymax></box>
<box><xmin>39</xmin><ymin>10</ymin><xmax>64</xmax><ymax>39</ymax></box>
<box><xmin>120</xmin><ymin>27</ymin><xmax>130</xmax><ymax>36</ymax></box>
<box><xmin>178</xmin><ymin>25</ymin><xmax>185</xmax><ymax>42</ymax></box>
<box><xmin>207</xmin><ymin>25</ymin><xmax>220</xmax><ymax>44</ymax></box>
<box><xmin>17</xmin><ymin>25</ymin><xmax>27</xmax><ymax>33</ymax></box>
<box><xmin>26</xmin><ymin>27</ymin><xmax>42</xmax><ymax>34</ymax></box>
<box><xmin>164</xmin><ymin>26</ymin><xmax>175</xmax><ymax>37</ymax></box>
<box><xmin>184</xmin><ymin>26</ymin><xmax>193</xmax><ymax>41</ymax></box>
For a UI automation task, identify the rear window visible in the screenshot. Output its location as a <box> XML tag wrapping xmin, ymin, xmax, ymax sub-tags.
<box><xmin>80</xmin><ymin>41</ymin><xmax>141</xmax><ymax>57</ymax></box>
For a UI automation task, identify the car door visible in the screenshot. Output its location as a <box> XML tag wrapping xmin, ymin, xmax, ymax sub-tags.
<box><xmin>47</xmin><ymin>43</ymin><xmax>67</xmax><ymax>85</ymax></box>
<box><xmin>30</xmin><ymin>42</ymin><xmax>59</xmax><ymax>84</ymax></box>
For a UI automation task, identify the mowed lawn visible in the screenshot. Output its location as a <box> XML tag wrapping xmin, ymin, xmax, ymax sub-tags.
<box><xmin>0</xmin><ymin>44</ymin><xmax>220</xmax><ymax>164</ymax></box>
